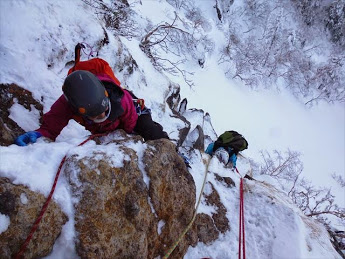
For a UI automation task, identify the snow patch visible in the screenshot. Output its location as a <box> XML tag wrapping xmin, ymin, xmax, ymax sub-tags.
<box><xmin>20</xmin><ymin>193</ymin><xmax>28</xmax><ymax>205</ymax></box>
<box><xmin>0</xmin><ymin>214</ymin><xmax>10</xmax><ymax>234</ymax></box>
<box><xmin>9</xmin><ymin>101</ymin><xmax>40</xmax><ymax>131</ymax></box>
<box><xmin>157</xmin><ymin>220</ymin><xmax>165</xmax><ymax>235</ymax></box>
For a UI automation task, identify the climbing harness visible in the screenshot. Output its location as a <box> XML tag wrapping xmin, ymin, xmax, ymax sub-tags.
<box><xmin>133</xmin><ymin>98</ymin><xmax>145</xmax><ymax>111</ymax></box>
<box><xmin>235</xmin><ymin>167</ymin><xmax>246</xmax><ymax>259</ymax></box>
<box><xmin>163</xmin><ymin>156</ymin><xmax>212</xmax><ymax>258</ymax></box>
<box><xmin>15</xmin><ymin>133</ymin><xmax>107</xmax><ymax>259</ymax></box>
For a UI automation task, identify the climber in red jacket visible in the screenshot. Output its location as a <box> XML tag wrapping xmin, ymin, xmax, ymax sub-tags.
<box><xmin>14</xmin><ymin>58</ymin><xmax>168</xmax><ymax>146</ymax></box>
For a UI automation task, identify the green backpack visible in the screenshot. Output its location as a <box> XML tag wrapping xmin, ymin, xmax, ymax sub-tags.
<box><xmin>213</xmin><ymin>130</ymin><xmax>248</xmax><ymax>155</ymax></box>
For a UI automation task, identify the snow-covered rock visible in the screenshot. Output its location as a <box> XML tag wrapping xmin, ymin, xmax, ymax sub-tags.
<box><xmin>0</xmin><ymin>0</ymin><xmax>343</xmax><ymax>258</ymax></box>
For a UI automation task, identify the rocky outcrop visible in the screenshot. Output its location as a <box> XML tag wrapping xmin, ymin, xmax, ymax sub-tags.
<box><xmin>166</xmin><ymin>84</ymin><xmax>191</xmax><ymax>148</ymax></box>
<box><xmin>66</xmin><ymin>141</ymin><xmax>155</xmax><ymax>258</ymax></box>
<box><xmin>188</xmin><ymin>125</ymin><xmax>205</xmax><ymax>151</ymax></box>
<box><xmin>166</xmin><ymin>82</ymin><xmax>181</xmax><ymax>113</ymax></box>
<box><xmin>0</xmin><ymin>129</ymin><xmax>235</xmax><ymax>258</ymax></box>
<box><xmin>64</xmin><ymin>133</ymin><xmax>197</xmax><ymax>258</ymax></box>
<box><xmin>203</xmin><ymin>182</ymin><xmax>230</xmax><ymax>234</ymax></box>
<box><xmin>0</xmin><ymin>177</ymin><xmax>68</xmax><ymax>258</ymax></box>
<box><xmin>193</xmin><ymin>213</ymin><xmax>220</xmax><ymax>244</ymax></box>
<box><xmin>180</xmin><ymin>108</ymin><xmax>217</xmax><ymax>150</ymax></box>
<box><xmin>144</xmin><ymin>138</ymin><xmax>197</xmax><ymax>258</ymax></box>
<box><xmin>189</xmin><ymin>180</ymin><xmax>232</xmax><ymax>246</ymax></box>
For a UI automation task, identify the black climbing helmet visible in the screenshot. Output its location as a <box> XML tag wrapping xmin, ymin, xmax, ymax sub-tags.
<box><xmin>62</xmin><ymin>70</ymin><xmax>110</xmax><ymax>117</ymax></box>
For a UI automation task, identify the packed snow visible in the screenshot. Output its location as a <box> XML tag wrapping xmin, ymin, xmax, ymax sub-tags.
<box><xmin>0</xmin><ymin>0</ymin><xmax>343</xmax><ymax>258</ymax></box>
<box><xmin>0</xmin><ymin>214</ymin><xmax>10</xmax><ymax>235</ymax></box>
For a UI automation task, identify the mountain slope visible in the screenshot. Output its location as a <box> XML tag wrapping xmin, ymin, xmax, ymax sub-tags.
<box><xmin>0</xmin><ymin>0</ymin><xmax>343</xmax><ymax>258</ymax></box>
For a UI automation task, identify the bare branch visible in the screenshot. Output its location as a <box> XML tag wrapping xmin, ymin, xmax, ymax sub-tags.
<box><xmin>332</xmin><ymin>173</ymin><xmax>345</xmax><ymax>188</ymax></box>
<box><xmin>257</xmin><ymin>149</ymin><xmax>344</xmax><ymax>225</ymax></box>
<box><xmin>82</xmin><ymin>0</ymin><xmax>138</xmax><ymax>37</ymax></box>
<box><xmin>306</xmin><ymin>210</ymin><xmax>345</xmax><ymax>218</ymax></box>
<box><xmin>139</xmin><ymin>11</ymin><xmax>213</xmax><ymax>86</ymax></box>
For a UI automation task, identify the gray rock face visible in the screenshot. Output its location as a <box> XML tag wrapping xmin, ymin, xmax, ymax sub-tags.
<box><xmin>0</xmin><ymin>177</ymin><xmax>68</xmax><ymax>258</ymax></box>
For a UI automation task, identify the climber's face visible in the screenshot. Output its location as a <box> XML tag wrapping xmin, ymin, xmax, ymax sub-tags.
<box><xmin>88</xmin><ymin>105</ymin><xmax>110</xmax><ymax>123</ymax></box>
<box><xmin>88</xmin><ymin>111</ymin><xmax>106</xmax><ymax>121</ymax></box>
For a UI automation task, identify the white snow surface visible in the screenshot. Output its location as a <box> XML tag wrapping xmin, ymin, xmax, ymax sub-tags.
<box><xmin>0</xmin><ymin>0</ymin><xmax>343</xmax><ymax>258</ymax></box>
<box><xmin>0</xmin><ymin>214</ymin><xmax>10</xmax><ymax>234</ymax></box>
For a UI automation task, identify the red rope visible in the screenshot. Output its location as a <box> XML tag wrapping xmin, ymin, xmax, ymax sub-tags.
<box><xmin>235</xmin><ymin>167</ymin><xmax>246</xmax><ymax>259</ymax></box>
<box><xmin>15</xmin><ymin>134</ymin><xmax>106</xmax><ymax>258</ymax></box>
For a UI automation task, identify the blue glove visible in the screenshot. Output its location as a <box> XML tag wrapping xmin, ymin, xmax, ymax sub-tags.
<box><xmin>229</xmin><ymin>153</ymin><xmax>237</xmax><ymax>167</ymax></box>
<box><xmin>15</xmin><ymin>131</ymin><xmax>42</xmax><ymax>146</ymax></box>
<box><xmin>205</xmin><ymin>142</ymin><xmax>215</xmax><ymax>155</ymax></box>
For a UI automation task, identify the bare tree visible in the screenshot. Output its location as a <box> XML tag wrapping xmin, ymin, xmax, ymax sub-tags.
<box><xmin>166</xmin><ymin>0</ymin><xmax>188</xmax><ymax>10</ymax></box>
<box><xmin>140</xmin><ymin>12</ymin><xmax>213</xmax><ymax>86</ymax></box>
<box><xmin>305</xmin><ymin>55</ymin><xmax>345</xmax><ymax>106</ymax></box>
<box><xmin>259</xmin><ymin>149</ymin><xmax>303</xmax><ymax>184</ymax></box>
<box><xmin>332</xmin><ymin>173</ymin><xmax>345</xmax><ymax>188</ymax></box>
<box><xmin>218</xmin><ymin>0</ymin><xmax>345</xmax><ymax>104</ymax></box>
<box><xmin>290</xmin><ymin>181</ymin><xmax>345</xmax><ymax>219</ymax></box>
<box><xmin>82</xmin><ymin>0</ymin><xmax>139</xmax><ymax>37</ymax></box>
<box><xmin>139</xmin><ymin>14</ymin><xmax>193</xmax><ymax>86</ymax></box>
<box><xmin>257</xmin><ymin>149</ymin><xmax>345</xmax><ymax>224</ymax></box>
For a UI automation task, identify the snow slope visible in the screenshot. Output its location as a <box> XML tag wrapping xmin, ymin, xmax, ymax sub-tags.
<box><xmin>0</xmin><ymin>0</ymin><xmax>343</xmax><ymax>258</ymax></box>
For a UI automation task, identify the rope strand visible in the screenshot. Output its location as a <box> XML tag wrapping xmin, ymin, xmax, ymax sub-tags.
<box><xmin>235</xmin><ymin>167</ymin><xmax>246</xmax><ymax>259</ymax></box>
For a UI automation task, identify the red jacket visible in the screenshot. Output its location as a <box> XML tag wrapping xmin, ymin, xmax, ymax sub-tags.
<box><xmin>36</xmin><ymin>74</ymin><xmax>138</xmax><ymax>141</ymax></box>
